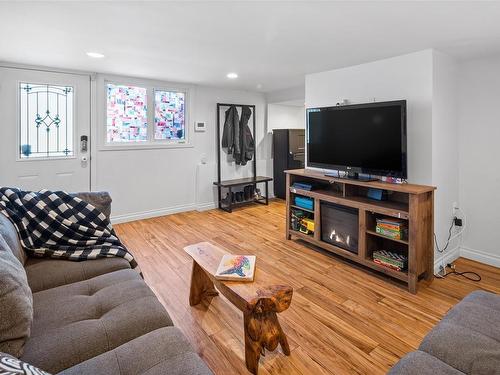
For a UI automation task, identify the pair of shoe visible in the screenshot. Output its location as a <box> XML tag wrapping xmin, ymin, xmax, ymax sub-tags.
<box><xmin>235</xmin><ymin>191</ymin><xmax>245</xmax><ymax>202</ymax></box>
<box><xmin>221</xmin><ymin>185</ymin><xmax>262</xmax><ymax>206</ymax></box>
<box><xmin>254</xmin><ymin>187</ymin><xmax>262</xmax><ymax>200</ymax></box>
<box><xmin>243</xmin><ymin>185</ymin><xmax>255</xmax><ymax>201</ymax></box>
<box><xmin>221</xmin><ymin>192</ymin><xmax>234</xmax><ymax>206</ymax></box>
<box><xmin>221</xmin><ymin>191</ymin><xmax>247</xmax><ymax>205</ymax></box>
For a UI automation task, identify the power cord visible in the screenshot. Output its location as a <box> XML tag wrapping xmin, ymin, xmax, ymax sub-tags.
<box><xmin>434</xmin><ymin>208</ymin><xmax>481</xmax><ymax>281</ymax></box>
<box><xmin>434</xmin><ymin>218</ymin><xmax>455</xmax><ymax>253</ymax></box>
<box><xmin>434</xmin><ymin>208</ymin><xmax>467</xmax><ymax>253</ymax></box>
<box><xmin>435</xmin><ymin>263</ymin><xmax>482</xmax><ymax>282</ymax></box>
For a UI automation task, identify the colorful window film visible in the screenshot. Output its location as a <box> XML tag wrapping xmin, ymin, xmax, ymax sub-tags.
<box><xmin>154</xmin><ymin>90</ymin><xmax>185</xmax><ymax>140</ymax></box>
<box><xmin>19</xmin><ymin>83</ymin><xmax>74</xmax><ymax>158</ymax></box>
<box><xmin>107</xmin><ymin>84</ymin><xmax>147</xmax><ymax>142</ymax></box>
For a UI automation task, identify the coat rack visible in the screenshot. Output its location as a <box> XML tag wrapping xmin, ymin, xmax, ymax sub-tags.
<box><xmin>213</xmin><ymin>103</ymin><xmax>273</xmax><ymax>213</ymax></box>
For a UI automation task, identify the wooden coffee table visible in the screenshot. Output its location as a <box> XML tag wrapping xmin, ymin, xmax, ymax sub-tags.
<box><xmin>184</xmin><ymin>242</ymin><xmax>293</xmax><ymax>374</ymax></box>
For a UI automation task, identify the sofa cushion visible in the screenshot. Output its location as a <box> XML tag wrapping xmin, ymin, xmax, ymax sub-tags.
<box><xmin>419</xmin><ymin>290</ymin><xmax>500</xmax><ymax>375</ymax></box>
<box><xmin>0</xmin><ymin>212</ymin><xmax>26</xmax><ymax>265</ymax></box>
<box><xmin>21</xmin><ymin>269</ymin><xmax>173</xmax><ymax>373</ymax></box>
<box><xmin>70</xmin><ymin>192</ymin><xmax>112</xmax><ymax>220</ymax></box>
<box><xmin>388</xmin><ymin>350</ymin><xmax>464</xmax><ymax>375</ymax></box>
<box><xmin>0</xmin><ymin>352</ymin><xmax>51</xmax><ymax>375</ymax></box>
<box><xmin>57</xmin><ymin>327</ymin><xmax>213</xmax><ymax>375</ymax></box>
<box><xmin>462</xmin><ymin>289</ymin><xmax>500</xmax><ymax>310</ymax></box>
<box><xmin>25</xmin><ymin>257</ymin><xmax>131</xmax><ymax>293</ymax></box>
<box><xmin>419</xmin><ymin>321</ymin><xmax>500</xmax><ymax>374</ymax></box>
<box><xmin>0</xmin><ymin>236</ymin><xmax>33</xmax><ymax>357</ymax></box>
<box><xmin>441</xmin><ymin>291</ymin><xmax>500</xmax><ymax>342</ymax></box>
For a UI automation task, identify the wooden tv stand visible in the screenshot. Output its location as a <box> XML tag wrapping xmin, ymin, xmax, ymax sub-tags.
<box><xmin>285</xmin><ymin>169</ymin><xmax>435</xmax><ymax>294</ymax></box>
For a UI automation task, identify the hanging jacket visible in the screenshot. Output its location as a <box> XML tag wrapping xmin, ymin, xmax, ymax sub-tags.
<box><xmin>235</xmin><ymin>106</ymin><xmax>255</xmax><ymax>165</ymax></box>
<box><xmin>221</xmin><ymin>105</ymin><xmax>240</xmax><ymax>154</ymax></box>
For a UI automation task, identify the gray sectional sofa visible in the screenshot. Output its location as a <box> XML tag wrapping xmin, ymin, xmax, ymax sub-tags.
<box><xmin>0</xmin><ymin>192</ymin><xmax>212</xmax><ymax>375</ymax></box>
<box><xmin>389</xmin><ymin>290</ymin><xmax>500</xmax><ymax>374</ymax></box>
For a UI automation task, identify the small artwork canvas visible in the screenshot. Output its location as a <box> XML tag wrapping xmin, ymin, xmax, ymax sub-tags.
<box><xmin>215</xmin><ymin>254</ymin><xmax>256</xmax><ymax>281</ymax></box>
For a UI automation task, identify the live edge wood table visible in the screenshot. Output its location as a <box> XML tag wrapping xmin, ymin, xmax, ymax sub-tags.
<box><xmin>184</xmin><ymin>242</ymin><xmax>293</xmax><ymax>374</ymax></box>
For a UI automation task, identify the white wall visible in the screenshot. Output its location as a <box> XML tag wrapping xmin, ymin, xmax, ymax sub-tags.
<box><xmin>432</xmin><ymin>51</ymin><xmax>460</xmax><ymax>264</ymax></box>
<box><xmin>268</xmin><ymin>104</ymin><xmax>305</xmax><ymax>130</ymax></box>
<box><xmin>457</xmin><ymin>56</ymin><xmax>500</xmax><ymax>267</ymax></box>
<box><xmin>305</xmin><ymin>49</ymin><xmax>464</xmax><ymax>264</ymax></box>
<box><xmin>306</xmin><ymin>50</ymin><xmax>434</xmax><ymax>184</ymax></box>
<box><xmin>266</xmin><ymin>85</ymin><xmax>305</xmax><ymax>104</ymax></box>
<box><xmin>93</xmin><ymin>75</ymin><xmax>270</xmax><ymax>222</ymax></box>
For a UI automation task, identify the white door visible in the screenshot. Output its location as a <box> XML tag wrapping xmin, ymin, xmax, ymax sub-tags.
<box><xmin>0</xmin><ymin>67</ymin><xmax>91</xmax><ymax>192</ymax></box>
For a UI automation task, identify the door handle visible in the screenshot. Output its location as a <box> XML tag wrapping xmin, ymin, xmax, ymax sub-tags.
<box><xmin>80</xmin><ymin>135</ymin><xmax>88</xmax><ymax>152</ymax></box>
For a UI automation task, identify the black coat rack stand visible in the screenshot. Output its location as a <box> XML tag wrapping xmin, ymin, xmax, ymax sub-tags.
<box><xmin>213</xmin><ymin>103</ymin><xmax>272</xmax><ymax>213</ymax></box>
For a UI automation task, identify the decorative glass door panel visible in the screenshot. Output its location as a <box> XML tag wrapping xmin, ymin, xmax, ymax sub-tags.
<box><xmin>19</xmin><ymin>83</ymin><xmax>74</xmax><ymax>158</ymax></box>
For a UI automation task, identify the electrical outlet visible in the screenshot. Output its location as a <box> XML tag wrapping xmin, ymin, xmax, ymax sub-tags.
<box><xmin>439</xmin><ymin>264</ymin><xmax>445</xmax><ymax>275</ymax></box>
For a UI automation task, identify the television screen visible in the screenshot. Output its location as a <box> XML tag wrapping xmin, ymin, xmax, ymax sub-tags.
<box><xmin>307</xmin><ymin>100</ymin><xmax>407</xmax><ymax>178</ymax></box>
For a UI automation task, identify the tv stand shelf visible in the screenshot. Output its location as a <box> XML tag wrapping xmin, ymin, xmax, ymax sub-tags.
<box><xmin>285</xmin><ymin>168</ymin><xmax>435</xmax><ymax>294</ymax></box>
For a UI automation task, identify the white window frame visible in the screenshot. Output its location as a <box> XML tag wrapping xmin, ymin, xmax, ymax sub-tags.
<box><xmin>100</xmin><ymin>77</ymin><xmax>192</xmax><ymax>151</ymax></box>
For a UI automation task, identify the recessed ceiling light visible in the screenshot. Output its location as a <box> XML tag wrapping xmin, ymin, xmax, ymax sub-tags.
<box><xmin>86</xmin><ymin>52</ymin><xmax>105</xmax><ymax>58</ymax></box>
<box><xmin>226</xmin><ymin>72</ymin><xmax>238</xmax><ymax>79</ymax></box>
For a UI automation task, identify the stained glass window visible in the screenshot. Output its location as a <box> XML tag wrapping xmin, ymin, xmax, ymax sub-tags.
<box><xmin>106</xmin><ymin>84</ymin><xmax>147</xmax><ymax>142</ymax></box>
<box><xmin>19</xmin><ymin>83</ymin><xmax>74</xmax><ymax>158</ymax></box>
<box><xmin>154</xmin><ymin>90</ymin><xmax>185</xmax><ymax>140</ymax></box>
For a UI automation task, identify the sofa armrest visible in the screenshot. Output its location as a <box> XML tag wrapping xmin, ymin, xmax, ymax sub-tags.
<box><xmin>71</xmin><ymin>192</ymin><xmax>112</xmax><ymax>220</ymax></box>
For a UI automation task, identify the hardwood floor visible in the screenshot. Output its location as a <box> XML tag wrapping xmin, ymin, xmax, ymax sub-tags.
<box><xmin>115</xmin><ymin>200</ymin><xmax>500</xmax><ymax>375</ymax></box>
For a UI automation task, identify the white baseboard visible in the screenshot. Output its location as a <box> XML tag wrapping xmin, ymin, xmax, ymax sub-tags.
<box><xmin>434</xmin><ymin>247</ymin><xmax>461</xmax><ymax>273</ymax></box>
<box><xmin>111</xmin><ymin>203</ymin><xmax>198</xmax><ymax>224</ymax></box>
<box><xmin>111</xmin><ymin>193</ymin><xmax>277</xmax><ymax>224</ymax></box>
<box><xmin>196</xmin><ymin>202</ymin><xmax>217</xmax><ymax>211</ymax></box>
<box><xmin>433</xmin><ymin>245</ymin><xmax>500</xmax><ymax>271</ymax></box>
<box><xmin>460</xmin><ymin>246</ymin><xmax>500</xmax><ymax>268</ymax></box>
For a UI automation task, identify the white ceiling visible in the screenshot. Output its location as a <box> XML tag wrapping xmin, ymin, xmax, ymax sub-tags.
<box><xmin>1</xmin><ymin>1</ymin><xmax>500</xmax><ymax>92</ymax></box>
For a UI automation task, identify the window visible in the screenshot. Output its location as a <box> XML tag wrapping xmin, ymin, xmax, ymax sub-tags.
<box><xmin>19</xmin><ymin>83</ymin><xmax>74</xmax><ymax>158</ymax></box>
<box><xmin>105</xmin><ymin>82</ymin><xmax>187</xmax><ymax>146</ymax></box>
<box><xmin>106</xmin><ymin>84</ymin><xmax>148</xmax><ymax>143</ymax></box>
<box><xmin>154</xmin><ymin>90</ymin><xmax>185</xmax><ymax>140</ymax></box>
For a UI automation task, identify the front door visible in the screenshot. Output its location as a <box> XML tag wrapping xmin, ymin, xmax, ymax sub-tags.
<box><xmin>0</xmin><ymin>67</ymin><xmax>91</xmax><ymax>192</ymax></box>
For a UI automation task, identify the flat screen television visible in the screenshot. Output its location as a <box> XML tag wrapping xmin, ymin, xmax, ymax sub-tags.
<box><xmin>306</xmin><ymin>100</ymin><xmax>407</xmax><ymax>179</ymax></box>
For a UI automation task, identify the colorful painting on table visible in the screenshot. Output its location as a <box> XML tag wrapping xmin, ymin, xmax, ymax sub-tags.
<box><xmin>215</xmin><ymin>254</ymin><xmax>256</xmax><ymax>281</ymax></box>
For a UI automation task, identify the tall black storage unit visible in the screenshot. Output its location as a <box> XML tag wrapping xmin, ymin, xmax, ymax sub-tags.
<box><xmin>273</xmin><ymin>129</ymin><xmax>305</xmax><ymax>199</ymax></box>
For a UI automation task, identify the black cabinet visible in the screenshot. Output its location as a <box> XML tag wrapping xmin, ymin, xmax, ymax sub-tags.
<box><xmin>273</xmin><ymin>129</ymin><xmax>305</xmax><ymax>199</ymax></box>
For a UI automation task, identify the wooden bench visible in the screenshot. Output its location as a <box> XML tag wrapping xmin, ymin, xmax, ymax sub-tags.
<box><xmin>184</xmin><ymin>242</ymin><xmax>293</xmax><ymax>374</ymax></box>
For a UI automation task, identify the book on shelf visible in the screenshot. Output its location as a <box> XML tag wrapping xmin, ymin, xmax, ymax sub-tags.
<box><xmin>376</xmin><ymin>218</ymin><xmax>406</xmax><ymax>227</ymax></box>
<box><xmin>375</xmin><ymin>226</ymin><xmax>407</xmax><ymax>240</ymax></box>
<box><xmin>215</xmin><ymin>254</ymin><xmax>256</xmax><ymax>281</ymax></box>
<box><xmin>373</xmin><ymin>250</ymin><xmax>407</xmax><ymax>271</ymax></box>
<box><xmin>376</xmin><ymin>217</ymin><xmax>408</xmax><ymax>240</ymax></box>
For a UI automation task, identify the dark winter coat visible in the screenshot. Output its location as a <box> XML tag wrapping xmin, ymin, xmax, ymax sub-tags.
<box><xmin>236</xmin><ymin>106</ymin><xmax>255</xmax><ymax>165</ymax></box>
<box><xmin>221</xmin><ymin>105</ymin><xmax>240</xmax><ymax>154</ymax></box>
<box><xmin>221</xmin><ymin>105</ymin><xmax>255</xmax><ymax>165</ymax></box>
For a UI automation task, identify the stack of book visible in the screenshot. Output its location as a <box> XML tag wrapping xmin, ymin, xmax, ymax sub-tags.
<box><xmin>373</xmin><ymin>250</ymin><xmax>408</xmax><ymax>272</ymax></box>
<box><xmin>376</xmin><ymin>218</ymin><xmax>407</xmax><ymax>240</ymax></box>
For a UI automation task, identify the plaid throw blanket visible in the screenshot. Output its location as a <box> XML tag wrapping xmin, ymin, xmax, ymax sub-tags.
<box><xmin>0</xmin><ymin>187</ymin><xmax>137</xmax><ymax>268</ymax></box>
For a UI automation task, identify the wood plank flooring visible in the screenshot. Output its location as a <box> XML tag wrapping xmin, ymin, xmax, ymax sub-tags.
<box><xmin>114</xmin><ymin>200</ymin><xmax>500</xmax><ymax>375</ymax></box>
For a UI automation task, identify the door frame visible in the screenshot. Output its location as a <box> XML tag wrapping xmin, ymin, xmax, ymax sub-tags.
<box><xmin>0</xmin><ymin>61</ymin><xmax>97</xmax><ymax>191</ymax></box>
